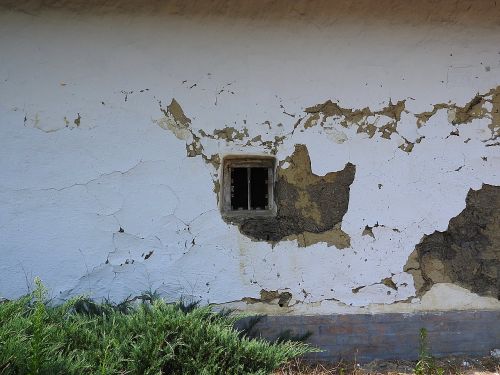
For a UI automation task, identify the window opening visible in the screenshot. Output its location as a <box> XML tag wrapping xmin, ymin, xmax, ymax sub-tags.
<box><xmin>222</xmin><ymin>156</ymin><xmax>275</xmax><ymax>216</ymax></box>
<box><xmin>231</xmin><ymin>167</ymin><xmax>269</xmax><ymax>210</ymax></box>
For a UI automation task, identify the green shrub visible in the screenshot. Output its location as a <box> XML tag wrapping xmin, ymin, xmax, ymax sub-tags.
<box><xmin>0</xmin><ymin>279</ymin><xmax>317</xmax><ymax>375</ymax></box>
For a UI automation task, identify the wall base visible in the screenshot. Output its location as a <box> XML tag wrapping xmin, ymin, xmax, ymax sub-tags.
<box><xmin>237</xmin><ymin>310</ymin><xmax>500</xmax><ymax>362</ymax></box>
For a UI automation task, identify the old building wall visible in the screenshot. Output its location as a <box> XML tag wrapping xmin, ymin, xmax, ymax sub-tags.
<box><xmin>0</xmin><ymin>0</ymin><xmax>499</xmax><ymax>314</ymax></box>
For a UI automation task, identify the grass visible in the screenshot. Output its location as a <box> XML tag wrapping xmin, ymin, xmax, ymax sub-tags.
<box><xmin>0</xmin><ymin>278</ymin><xmax>317</xmax><ymax>374</ymax></box>
<box><xmin>274</xmin><ymin>357</ymin><xmax>500</xmax><ymax>375</ymax></box>
<box><xmin>273</xmin><ymin>327</ymin><xmax>500</xmax><ymax>375</ymax></box>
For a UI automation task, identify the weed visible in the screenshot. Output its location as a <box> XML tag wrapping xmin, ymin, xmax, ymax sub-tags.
<box><xmin>414</xmin><ymin>328</ymin><xmax>444</xmax><ymax>375</ymax></box>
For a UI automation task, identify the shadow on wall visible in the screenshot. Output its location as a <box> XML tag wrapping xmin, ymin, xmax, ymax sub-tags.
<box><xmin>1</xmin><ymin>0</ymin><xmax>499</xmax><ymax>27</ymax></box>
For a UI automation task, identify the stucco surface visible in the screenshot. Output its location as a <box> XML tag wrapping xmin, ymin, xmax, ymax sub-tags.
<box><xmin>0</xmin><ymin>1</ymin><xmax>499</xmax><ymax>312</ymax></box>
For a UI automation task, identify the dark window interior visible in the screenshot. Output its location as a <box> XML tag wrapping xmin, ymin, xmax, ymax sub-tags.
<box><xmin>250</xmin><ymin>167</ymin><xmax>268</xmax><ymax>209</ymax></box>
<box><xmin>230</xmin><ymin>167</ymin><xmax>269</xmax><ymax>211</ymax></box>
<box><xmin>231</xmin><ymin>168</ymin><xmax>248</xmax><ymax>210</ymax></box>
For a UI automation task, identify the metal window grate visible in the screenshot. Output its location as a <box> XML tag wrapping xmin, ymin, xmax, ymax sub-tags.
<box><xmin>221</xmin><ymin>156</ymin><xmax>275</xmax><ymax>216</ymax></box>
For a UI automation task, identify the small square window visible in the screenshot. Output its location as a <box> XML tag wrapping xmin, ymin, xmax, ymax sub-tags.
<box><xmin>221</xmin><ymin>156</ymin><xmax>276</xmax><ymax>217</ymax></box>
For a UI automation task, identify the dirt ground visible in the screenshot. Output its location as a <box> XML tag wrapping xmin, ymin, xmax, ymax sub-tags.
<box><xmin>275</xmin><ymin>355</ymin><xmax>500</xmax><ymax>375</ymax></box>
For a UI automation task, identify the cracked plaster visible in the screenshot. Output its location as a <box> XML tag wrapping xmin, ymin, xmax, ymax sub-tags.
<box><xmin>0</xmin><ymin>3</ymin><xmax>499</xmax><ymax>313</ymax></box>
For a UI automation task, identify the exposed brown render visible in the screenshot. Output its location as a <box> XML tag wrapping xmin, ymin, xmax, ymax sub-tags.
<box><xmin>231</xmin><ymin>145</ymin><xmax>355</xmax><ymax>248</ymax></box>
<box><xmin>242</xmin><ymin>289</ymin><xmax>293</xmax><ymax>307</ymax></box>
<box><xmin>155</xmin><ymin>88</ymin><xmax>499</xmax><ymax>253</ymax></box>
<box><xmin>415</xmin><ymin>86</ymin><xmax>500</xmax><ymax>143</ymax></box>
<box><xmin>405</xmin><ymin>184</ymin><xmax>500</xmax><ymax>300</ymax></box>
<box><xmin>303</xmin><ymin>99</ymin><xmax>405</xmax><ymax>140</ymax></box>
<box><xmin>300</xmin><ymin>86</ymin><xmax>500</xmax><ymax>152</ymax></box>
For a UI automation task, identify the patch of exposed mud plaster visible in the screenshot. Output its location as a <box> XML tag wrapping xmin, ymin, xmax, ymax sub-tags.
<box><xmin>242</xmin><ymin>289</ymin><xmax>292</xmax><ymax>307</ymax></box>
<box><xmin>199</xmin><ymin>127</ymin><xmax>249</xmax><ymax>142</ymax></box>
<box><xmin>155</xmin><ymin>98</ymin><xmax>192</xmax><ymax>140</ymax></box>
<box><xmin>283</xmin><ymin>224</ymin><xmax>351</xmax><ymax>249</ymax></box>
<box><xmin>221</xmin><ymin>283</ymin><xmax>500</xmax><ymax>316</ymax></box>
<box><xmin>245</xmin><ymin>135</ymin><xmax>286</xmax><ymax>155</ymax></box>
<box><xmin>351</xmin><ymin>276</ymin><xmax>399</xmax><ymax>295</ymax></box>
<box><xmin>155</xmin><ymin>99</ymin><xmax>285</xmax><ymax>158</ymax></box>
<box><xmin>303</xmin><ymin>99</ymin><xmax>405</xmax><ymax>140</ymax></box>
<box><xmin>415</xmin><ymin>103</ymin><xmax>449</xmax><ymax>127</ymax></box>
<box><xmin>62</xmin><ymin>113</ymin><xmax>82</xmax><ymax>130</ymax></box>
<box><xmin>230</xmin><ymin>144</ymin><xmax>355</xmax><ymax>248</ymax></box>
<box><xmin>415</xmin><ymin>86</ymin><xmax>500</xmax><ymax>142</ymax></box>
<box><xmin>405</xmin><ymin>184</ymin><xmax>500</xmax><ymax>299</ymax></box>
<box><xmin>299</xmin><ymin>88</ymin><xmax>499</xmax><ymax>152</ymax></box>
<box><xmin>489</xmin><ymin>87</ymin><xmax>500</xmax><ymax>142</ymax></box>
<box><xmin>155</xmin><ymin>98</ymin><xmax>224</xmax><ymax>191</ymax></box>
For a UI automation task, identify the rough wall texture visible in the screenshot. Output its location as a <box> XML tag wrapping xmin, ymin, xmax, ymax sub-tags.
<box><xmin>0</xmin><ymin>0</ymin><xmax>499</xmax><ymax>314</ymax></box>
<box><xmin>405</xmin><ymin>184</ymin><xmax>500</xmax><ymax>299</ymax></box>
<box><xmin>235</xmin><ymin>144</ymin><xmax>355</xmax><ymax>248</ymax></box>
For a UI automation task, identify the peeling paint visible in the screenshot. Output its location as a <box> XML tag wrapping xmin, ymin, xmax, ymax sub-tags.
<box><xmin>230</xmin><ymin>145</ymin><xmax>355</xmax><ymax>248</ymax></box>
<box><xmin>362</xmin><ymin>225</ymin><xmax>375</xmax><ymax>238</ymax></box>
<box><xmin>405</xmin><ymin>184</ymin><xmax>500</xmax><ymax>299</ymax></box>
<box><xmin>303</xmin><ymin>99</ymin><xmax>405</xmax><ymax>140</ymax></box>
<box><xmin>2</xmin><ymin>4</ymin><xmax>500</xmax><ymax>315</ymax></box>
<box><xmin>200</xmin><ymin>127</ymin><xmax>249</xmax><ymax>141</ymax></box>
<box><xmin>352</xmin><ymin>276</ymin><xmax>398</xmax><ymax>295</ymax></box>
<box><xmin>283</xmin><ymin>224</ymin><xmax>351</xmax><ymax>249</ymax></box>
<box><xmin>74</xmin><ymin>113</ymin><xmax>81</xmax><ymax>127</ymax></box>
<box><xmin>415</xmin><ymin>86</ymin><xmax>500</xmax><ymax>142</ymax></box>
<box><xmin>415</xmin><ymin>104</ymin><xmax>449</xmax><ymax>127</ymax></box>
<box><xmin>243</xmin><ymin>289</ymin><xmax>293</xmax><ymax>307</ymax></box>
<box><xmin>156</xmin><ymin>98</ymin><xmax>192</xmax><ymax>140</ymax></box>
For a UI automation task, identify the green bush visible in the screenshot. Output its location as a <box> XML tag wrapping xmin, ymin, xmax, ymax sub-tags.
<box><xmin>0</xmin><ymin>279</ymin><xmax>317</xmax><ymax>375</ymax></box>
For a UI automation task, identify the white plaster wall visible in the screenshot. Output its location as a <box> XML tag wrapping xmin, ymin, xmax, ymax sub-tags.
<box><xmin>0</xmin><ymin>1</ymin><xmax>499</xmax><ymax>312</ymax></box>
